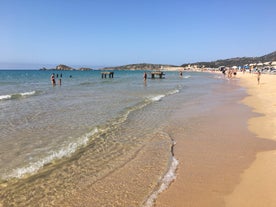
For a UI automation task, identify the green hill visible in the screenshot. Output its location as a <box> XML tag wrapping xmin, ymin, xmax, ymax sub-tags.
<box><xmin>181</xmin><ymin>51</ymin><xmax>276</xmax><ymax>68</ymax></box>
<box><xmin>101</xmin><ymin>63</ymin><xmax>177</xmax><ymax>70</ymax></box>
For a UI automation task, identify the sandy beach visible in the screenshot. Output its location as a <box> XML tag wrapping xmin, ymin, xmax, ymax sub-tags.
<box><xmin>225</xmin><ymin>73</ymin><xmax>276</xmax><ymax>207</ymax></box>
<box><xmin>156</xmin><ymin>72</ymin><xmax>276</xmax><ymax>207</ymax></box>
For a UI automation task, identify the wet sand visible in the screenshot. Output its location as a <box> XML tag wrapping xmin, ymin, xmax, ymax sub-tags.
<box><xmin>156</xmin><ymin>73</ymin><xmax>276</xmax><ymax>207</ymax></box>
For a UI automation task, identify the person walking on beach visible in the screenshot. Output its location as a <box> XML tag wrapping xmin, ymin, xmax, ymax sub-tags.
<box><xmin>51</xmin><ymin>73</ymin><xmax>56</xmax><ymax>86</ymax></box>
<box><xmin>233</xmin><ymin>69</ymin><xmax>237</xmax><ymax>78</ymax></box>
<box><xmin>227</xmin><ymin>68</ymin><xmax>233</xmax><ymax>79</ymax></box>
<box><xmin>257</xmin><ymin>70</ymin><xmax>261</xmax><ymax>85</ymax></box>
<box><xmin>222</xmin><ymin>68</ymin><xmax>226</xmax><ymax>78</ymax></box>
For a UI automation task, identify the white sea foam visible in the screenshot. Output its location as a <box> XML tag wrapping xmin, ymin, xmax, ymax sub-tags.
<box><xmin>20</xmin><ymin>91</ymin><xmax>36</xmax><ymax>96</ymax></box>
<box><xmin>167</xmin><ymin>89</ymin><xmax>179</xmax><ymax>95</ymax></box>
<box><xmin>148</xmin><ymin>89</ymin><xmax>179</xmax><ymax>103</ymax></box>
<box><xmin>0</xmin><ymin>95</ymin><xmax>12</xmax><ymax>101</ymax></box>
<box><xmin>0</xmin><ymin>91</ymin><xmax>36</xmax><ymax>101</ymax></box>
<box><xmin>149</xmin><ymin>95</ymin><xmax>166</xmax><ymax>102</ymax></box>
<box><xmin>144</xmin><ymin>156</ymin><xmax>179</xmax><ymax>207</ymax></box>
<box><xmin>121</xmin><ymin>89</ymin><xmax>179</xmax><ymax>126</ymax></box>
<box><xmin>4</xmin><ymin>128</ymin><xmax>99</xmax><ymax>180</ymax></box>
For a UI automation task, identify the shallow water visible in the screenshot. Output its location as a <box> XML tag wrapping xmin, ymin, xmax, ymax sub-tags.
<box><xmin>0</xmin><ymin>70</ymin><xmax>228</xmax><ymax>206</ymax></box>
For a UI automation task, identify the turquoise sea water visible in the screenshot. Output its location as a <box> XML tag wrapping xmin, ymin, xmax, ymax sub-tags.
<box><xmin>0</xmin><ymin>69</ymin><xmax>229</xmax><ymax>206</ymax></box>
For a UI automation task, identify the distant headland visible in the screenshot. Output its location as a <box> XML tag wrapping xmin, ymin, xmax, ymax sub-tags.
<box><xmin>40</xmin><ymin>50</ymin><xmax>276</xmax><ymax>71</ymax></box>
<box><xmin>181</xmin><ymin>50</ymin><xmax>276</xmax><ymax>68</ymax></box>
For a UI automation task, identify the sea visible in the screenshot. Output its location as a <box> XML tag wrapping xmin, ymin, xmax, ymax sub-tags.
<box><xmin>0</xmin><ymin>69</ymin><xmax>236</xmax><ymax>206</ymax></box>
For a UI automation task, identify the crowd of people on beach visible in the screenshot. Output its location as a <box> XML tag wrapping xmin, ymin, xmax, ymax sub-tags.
<box><xmin>220</xmin><ymin>66</ymin><xmax>263</xmax><ymax>85</ymax></box>
<box><xmin>221</xmin><ymin>67</ymin><xmax>238</xmax><ymax>79</ymax></box>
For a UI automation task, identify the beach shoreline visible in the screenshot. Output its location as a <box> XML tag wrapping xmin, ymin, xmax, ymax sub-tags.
<box><xmin>1</xmin><ymin>71</ymin><xmax>276</xmax><ymax>207</ymax></box>
<box><xmin>155</xmin><ymin>72</ymin><xmax>276</xmax><ymax>207</ymax></box>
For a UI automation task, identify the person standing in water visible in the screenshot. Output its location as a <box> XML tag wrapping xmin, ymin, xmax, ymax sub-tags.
<box><xmin>51</xmin><ymin>73</ymin><xmax>56</xmax><ymax>86</ymax></box>
<box><xmin>59</xmin><ymin>73</ymin><xmax>62</xmax><ymax>85</ymax></box>
<box><xmin>143</xmin><ymin>72</ymin><xmax>147</xmax><ymax>81</ymax></box>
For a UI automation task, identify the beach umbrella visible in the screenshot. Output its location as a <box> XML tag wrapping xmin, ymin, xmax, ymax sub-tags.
<box><xmin>256</xmin><ymin>63</ymin><xmax>264</xmax><ymax>69</ymax></box>
<box><xmin>271</xmin><ymin>61</ymin><xmax>276</xmax><ymax>66</ymax></box>
<box><xmin>264</xmin><ymin>62</ymin><xmax>271</xmax><ymax>66</ymax></box>
<box><xmin>232</xmin><ymin>66</ymin><xmax>238</xmax><ymax>69</ymax></box>
<box><xmin>257</xmin><ymin>62</ymin><xmax>263</xmax><ymax>66</ymax></box>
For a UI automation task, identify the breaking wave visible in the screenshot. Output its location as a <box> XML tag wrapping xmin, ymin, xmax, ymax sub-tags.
<box><xmin>147</xmin><ymin>89</ymin><xmax>180</xmax><ymax>102</ymax></box>
<box><xmin>3</xmin><ymin>128</ymin><xmax>99</xmax><ymax>180</ymax></box>
<box><xmin>1</xmin><ymin>87</ymin><xmax>181</xmax><ymax>181</ymax></box>
<box><xmin>0</xmin><ymin>91</ymin><xmax>37</xmax><ymax>101</ymax></box>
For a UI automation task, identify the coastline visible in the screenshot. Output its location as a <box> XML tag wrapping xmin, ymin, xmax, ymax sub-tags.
<box><xmin>1</xmin><ymin>70</ymin><xmax>276</xmax><ymax>206</ymax></box>
<box><xmin>155</xmin><ymin>72</ymin><xmax>276</xmax><ymax>207</ymax></box>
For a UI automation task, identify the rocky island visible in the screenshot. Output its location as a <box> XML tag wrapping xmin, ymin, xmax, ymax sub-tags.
<box><xmin>40</xmin><ymin>64</ymin><xmax>93</xmax><ymax>71</ymax></box>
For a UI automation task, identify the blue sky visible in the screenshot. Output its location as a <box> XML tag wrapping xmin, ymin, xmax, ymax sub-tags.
<box><xmin>1</xmin><ymin>0</ymin><xmax>276</xmax><ymax>69</ymax></box>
